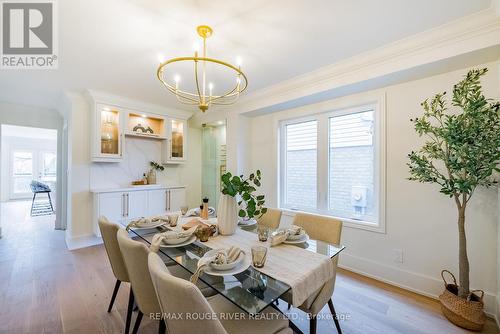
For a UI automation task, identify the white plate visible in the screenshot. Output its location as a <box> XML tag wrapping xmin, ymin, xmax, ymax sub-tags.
<box><xmin>202</xmin><ymin>253</ymin><xmax>251</xmax><ymax>276</ymax></box>
<box><xmin>207</xmin><ymin>250</ymin><xmax>246</xmax><ymax>271</ymax></box>
<box><xmin>130</xmin><ymin>221</ymin><xmax>166</xmax><ymax>230</ymax></box>
<box><xmin>286</xmin><ymin>229</ymin><xmax>306</xmax><ymax>241</ymax></box>
<box><xmin>238</xmin><ymin>219</ymin><xmax>257</xmax><ymax>227</ymax></box>
<box><xmin>162</xmin><ymin>234</ymin><xmax>192</xmax><ymax>245</ymax></box>
<box><xmin>283</xmin><ymin>234</ymin><xmax>309</xmax><ymax>244</ymax></box>
<box><xmin>159</xmin><ymin>235</ymin><xmax>197</xmax><ymax>248</ymax></box>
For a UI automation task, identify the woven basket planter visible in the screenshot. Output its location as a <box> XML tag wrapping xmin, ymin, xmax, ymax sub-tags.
<box><xmin>438</xmin><ymin>270</ymin><xmax>486</xmax><ymax>331</ymax></box>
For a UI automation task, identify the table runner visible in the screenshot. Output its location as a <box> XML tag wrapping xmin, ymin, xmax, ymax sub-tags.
<box><xmin>202</xmin><ymin>227</ymin><xmax>335</xmax><ymax>307</ymax></box>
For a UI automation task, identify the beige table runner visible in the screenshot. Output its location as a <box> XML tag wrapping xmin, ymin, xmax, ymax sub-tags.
<box><xmin>202</xmin><ymin>227</ymin><xmax>335</xmax><ymax>307</ymax></box>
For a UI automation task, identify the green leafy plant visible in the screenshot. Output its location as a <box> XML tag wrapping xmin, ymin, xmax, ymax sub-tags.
<box><xmin>150</xmin><ymin>161</ymin><xmax>165</xmax><ymax>172</ymax></box>
<box><xmin>408</xmin><ymin>68</ymin><xmax>500</xmax><ymax>299</ymax></box>
<box><xmin>221</xmin><ymin>170</ymin><xmax>267</xmax><ymax>219</ymax></box>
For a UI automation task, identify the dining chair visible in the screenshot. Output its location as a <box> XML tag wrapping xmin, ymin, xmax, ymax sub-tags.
<box><xmin>257</xmin><ymin>208</ymin><xmax>282</xmax><ymax>229</ymax></box>
<box><xmin>117</xmin><ymin>229</ymin><xmax>216</xmax><ymax>334</ymax></box>
<box><xmin>148</xmin><ymin>252</ymin><xmax>292</xmax><ymax>334</ymax></box>
<box><xmin>98</xmin><ymin>217</ymin><xmax>134</xmax><ymax>334</ymax></box>
<box><xmin>284</xmin><ymin>212</ymin><xmax>343</xmax><ymax>334</ymax></box>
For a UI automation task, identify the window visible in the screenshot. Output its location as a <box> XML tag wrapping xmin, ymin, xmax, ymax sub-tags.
<box><xmin>12</xmin><ymin>151</ymin><xmax>33</xmax><ymax>195</ymax></box>
<box><xmin>279</xmin><ymin>104</ymin><xmax>384</xmax><ymax>231</ymax></box>
<box><xmin>282</xmin><ymin>120</ymin><xmax>317</xmax><ymax>210</ymax></box>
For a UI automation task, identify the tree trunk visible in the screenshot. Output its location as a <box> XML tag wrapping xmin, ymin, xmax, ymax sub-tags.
<box><xmin>457</xmin><ymin>206</ymin><xmax>470</xmax><ymax>298</ymax></box>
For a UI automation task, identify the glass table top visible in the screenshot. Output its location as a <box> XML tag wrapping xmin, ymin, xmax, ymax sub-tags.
<box><xmin>126</xmin><ymin>222</ymin><xmax>345</xmax><ymax>314</ymax></box>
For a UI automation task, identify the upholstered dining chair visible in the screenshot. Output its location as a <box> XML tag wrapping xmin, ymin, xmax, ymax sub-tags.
<box><xmin>98</xmin><ymin>217</ymin><xmax>134</xmax><ymax>334</ymax></box>
<box><xmin>148</xmin><ymin>252</ymin><xmax>292</xmax><ymax>334</ymax></box>
<box><xmin>257</xmin><ymin>208</ymin><xmax>282</xmax><ymax>229</ymax></box>
<box><xmin>283</xmin><ymin>212</ymin><xmax>343</xmax><ymax>334</ymax></box>
<box><xmin>117</xmin><ymin>229</ymin><xmax>216</xmax><ymax>334</ymax></box>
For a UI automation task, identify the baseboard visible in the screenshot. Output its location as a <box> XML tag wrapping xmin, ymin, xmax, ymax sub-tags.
<box><xmin>339</xmin><ymin>252</ymin><xmax>498</xmax><ymax>318</ymax></box>
<box><xmin>65</xmin><ymin>233</ymin><xmax>102</xmax><ymax>250</ymax></box>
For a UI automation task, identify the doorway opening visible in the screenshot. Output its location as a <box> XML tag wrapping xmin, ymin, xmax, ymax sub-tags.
<box><xmin>201</xmin><ymin>120</ymin><xmax>227</xmax><ymax>209</ymax></box>
<box><xmin>1</xmin><ymin>125</ymin><xmax>58</xmax><ymax>236</ymax></box>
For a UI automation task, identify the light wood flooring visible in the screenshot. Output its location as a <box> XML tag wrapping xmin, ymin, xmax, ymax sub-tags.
<box><xmin>0</xmin><ymin>200</ymin><xmax>498</xmax><ymax>334</ymax></box>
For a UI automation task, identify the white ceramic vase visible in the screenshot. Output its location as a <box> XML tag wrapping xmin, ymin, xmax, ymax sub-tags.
<box><xmin>217</xmin><ymin>194</ymin><xmax>238</xmax><ymax>235</ymax></box>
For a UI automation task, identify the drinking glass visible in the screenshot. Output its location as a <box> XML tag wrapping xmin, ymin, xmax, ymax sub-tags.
<box><xmin>257</xmin><ymin>226</ymin><xmax>269</xmax><ymax>242</ymax></box>
<box><xmin>251</xmin><ymin>246</ymin><xmax>268</xmax><ymax>268</ymax></box>
<box><xmin>180</xmin><ymin>206</ymin><xmax>188</xmax><ymax>215</ymax></box>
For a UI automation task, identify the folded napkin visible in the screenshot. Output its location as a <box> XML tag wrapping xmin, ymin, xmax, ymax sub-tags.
<box><xmin>126</xmin><ymin>214</ymin><xmax>178</xmax><ymax>231</ymax></box>
<box><xmin>269</xmin><ymin>225</ymin><xmax>304</xmax><ymax>247</ymax></box>
<box><xmin>185</xmin><ymin>207</ymin><xmax>216</xmax><ymax>217</ymax></box>
<box><xmin>190</xmin><ymin>246</ymin><xmax>241</xmax><ymax>283</ymax></box>
<box><xmin>149</xmin><ymin>226</ymin><xmax>198</xmax><ymax>252</ymax></box>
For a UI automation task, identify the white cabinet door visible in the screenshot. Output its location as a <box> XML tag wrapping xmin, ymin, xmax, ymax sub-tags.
<box><xmin>98</xmin><ymin>192</ymin><xmax>125</xmax><ymax>224</ymax></box>
<box><xmin>126</xmin><ymin>191</ymin><xmax>148</xmax><ymax>219</ymax></box>
<box><xmin>168</xmin><ymin>188</ymin><xmax>186</xmax><ymax>212</ymax></box>
<box><xmin>148</xmin><ymin>189</ymin><xmax>167</xmax><ymax>216</ymax></box>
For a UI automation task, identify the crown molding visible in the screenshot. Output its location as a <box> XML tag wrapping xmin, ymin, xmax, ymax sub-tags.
<box><xmin>84</xmin><ymin>89</ymin><xmax>194</xmax><ymax>120</ymax></box>
<box><xmin>234</xmin><ymin>7</ymin><xmax>500</xmax><ymax>115</ymax></box>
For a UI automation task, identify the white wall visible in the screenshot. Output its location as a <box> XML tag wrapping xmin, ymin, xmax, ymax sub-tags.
<box><xmin>1</xmin><ymin>136</ymin><xmax>57</xmax><ymax>201</ymax></box>
<box><xmin>64</xmin><ymin>94</ymin><xmax>202</xmax><ymax>243</ymax></box>
<box><xmin>249</xmin><ymin>61</ymin><xmax>500</xmax><ymax>315</ymax></box>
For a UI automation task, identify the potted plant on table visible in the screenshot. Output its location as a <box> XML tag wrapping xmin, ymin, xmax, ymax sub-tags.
<box><xmin>217</xmin><ymin>170</ymin><xmax>267</xmax><ymax>235</ymax></box>
<box><xmin>407</xmin><ymin>68</ymin><xmax>499</xmax><ymax>331</ymax></box>
<box><xmin>147</xmin><ymin>161</ymin><xmax>164</xmax><ymax>184</ymax></box>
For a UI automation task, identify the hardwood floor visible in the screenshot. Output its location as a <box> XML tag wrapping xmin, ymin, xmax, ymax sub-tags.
<box><xmin>0</xmin><ymin>200</ymin><xmax>498</xmax><ymax>334</ymax></box>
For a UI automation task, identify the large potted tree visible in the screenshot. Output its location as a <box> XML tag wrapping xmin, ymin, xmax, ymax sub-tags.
<box><xmin>407</xmin><ymin>68</ymin><xmax>499</xmax><ymax>331</ymax></box>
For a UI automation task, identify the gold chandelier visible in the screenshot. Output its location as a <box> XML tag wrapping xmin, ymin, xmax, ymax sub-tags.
<box><xmin>157</xmin><ymin>25</ymin><xmax>248</xmax><ymax>112</ymax></box>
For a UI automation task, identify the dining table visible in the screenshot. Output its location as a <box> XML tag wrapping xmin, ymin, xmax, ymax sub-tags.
<box><xmin>123</xmin><ymin>214</ymin><xmax>345</xmax><ymax>332</ymax></box>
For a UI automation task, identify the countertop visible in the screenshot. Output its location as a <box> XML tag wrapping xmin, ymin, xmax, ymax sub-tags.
<box><xmin>90</xmin><ymin>184</ymin><xmax>186</xmax><ymax>193</ymax></box>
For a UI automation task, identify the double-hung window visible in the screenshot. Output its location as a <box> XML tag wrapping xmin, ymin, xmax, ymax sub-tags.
<box><xmin>279</xmin><ymin>103</ymin><xmax>385</xmax><ymax>232</ymax></box>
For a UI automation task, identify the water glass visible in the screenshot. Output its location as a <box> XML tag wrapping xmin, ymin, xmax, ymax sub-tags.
<box><xmin>251</xmin><ymin>246</ymin><xmax>268</xmax><ymax>268</ymax></box>
<box><xmin>180</xmin><ymin>206</ymin><xmax>188</xmax><ymax>215</ymax></box>
<box><xmin>257</xmin><ymin>226</ymin><xmax>269</xmax><ymax>242</ymax></box>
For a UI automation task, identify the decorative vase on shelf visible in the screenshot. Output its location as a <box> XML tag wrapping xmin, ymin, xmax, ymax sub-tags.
<box><xmin>147</xmin><ymin>169</ymin><xmax>157</xmax><ymax>184</ymax></box>
<box><xmin>217</xmin><ymin>194</ymin><xmax>238</xmax><ymax>235</ymax></box>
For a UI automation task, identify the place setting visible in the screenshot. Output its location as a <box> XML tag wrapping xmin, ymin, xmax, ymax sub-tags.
<box><xmin>190</xmin><ymin>246</ymin><xmax>252</xmax><ymax>282</ymax></box>
<box><xmin>125</xmin><ymin>214</ymin><xmax>179</xmax><ymax>231</ymax></box>
<box><xmin>269</xmin><ymin>225</ymin><xmax>309</xmax><ymax>246</ymax></box>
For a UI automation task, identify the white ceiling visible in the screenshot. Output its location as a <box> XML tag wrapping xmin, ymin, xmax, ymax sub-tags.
<box><xmin>0</xmin><ymin>0</ymin><xmax>492</xmax><ymax>110</ymax></box>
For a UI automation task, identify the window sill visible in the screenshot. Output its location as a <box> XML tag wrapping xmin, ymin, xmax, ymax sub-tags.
<box><xmin>280</xmin><ymin>208</ymin><xmax>386</xmax><ymax>234</ymax></box>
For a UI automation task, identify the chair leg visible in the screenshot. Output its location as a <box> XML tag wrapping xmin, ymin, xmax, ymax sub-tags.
<box><xmin>30</xmin><ymin>193</ymin><xmax>36</xmax><ymax>216</ymax></box>
<box><xmin>107</xmin><ymin>279</ymin><xmax>121</xmax><ymax>312</ymax></box>
<box><xmin>125</xmin><ymin>286</ymin><xmax>135</xmax><ymax>334</ymax></box>
<box><xmin>309</xmin><ymin>315</ymin><xmax>317</xmax><ymax>334</ymax></box>
<box><xmin>132</xmin><ymin>311</ymin><xmax>143</xmax><ymax>334</ymax></box>
<box><xmin>47</xmin><ymin>192</ymin><xmax>54</xmax><ymax>212</ymax></box>
<box><xmin>328</xmin><ymin>299</ymin><xmax>342</xmax><ymax>334</ymax></box>
<box><xmin>158</xmin><ymin>319</ymin><xmax>166</xmax><ymax>334</ymax></box>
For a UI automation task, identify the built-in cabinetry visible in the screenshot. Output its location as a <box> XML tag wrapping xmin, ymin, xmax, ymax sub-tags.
<box><xmin>88</xmin><ymin>92</ymin><xmax>189</xmax><ymax>163</ymax></box>
<box><xmin>92</xmin><ymin>185</ymin><xmax>186</xmax><ymax>237</ymax></box>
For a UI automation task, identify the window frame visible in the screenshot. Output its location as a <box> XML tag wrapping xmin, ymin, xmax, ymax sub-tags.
<box><xmin>279</xmin><ymin>100</ymin><xmax>386</xmax><ymax>233</ymax></box>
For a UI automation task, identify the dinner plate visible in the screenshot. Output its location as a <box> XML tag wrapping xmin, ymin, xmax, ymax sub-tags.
<box><xmin>130</xmin><ymin>221</ymin><xmax>166</xmax><ymax>230</ymax></box>
<box><xmin>283</xmin><ymin>233</ymin><xmax>309</xmax><ymax>244</ymax></box>
<box><xmin>162</xmin><ymin>234</ymin><xmax>192</xmax><ymax>245</ymax></box>
<box><xmin>238</xmin><ymin>218</ymin><xmax>257</xmax><ymax>227</ymax></box>
<box><xmin>159</xmin><ymin>235</ymin><xmax>197</xmax><ymax>248</ymax></box>
<box><xmin>206</xmin><ymin>250</ymin><xmax>246</xmax><ymax>271</ymax></box>
<box><xmin>202</xmin><ymin>253</ymin><xmax>251</xmax><ymax>276</ymax></box>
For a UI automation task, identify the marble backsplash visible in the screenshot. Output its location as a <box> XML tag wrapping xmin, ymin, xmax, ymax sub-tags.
<box><xmin>90</xmin><ymin>136</ymin><xmax>182</xmax><ymax>190</ymax></box>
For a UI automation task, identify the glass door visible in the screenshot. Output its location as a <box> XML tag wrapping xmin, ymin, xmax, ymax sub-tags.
<box><xmin>11</xmin><ymin>150</ymin><xmax>34</xmax><ymax>199</ymax></box>
<box><xmin>99</xmin><ymin>107</ymin><xmax>121</xmax><ymax>157</ymax></box>
<box><xmin>169</xmin><ymin>119</ymin><xmax>186</xmax><ymax>160</ymax></box>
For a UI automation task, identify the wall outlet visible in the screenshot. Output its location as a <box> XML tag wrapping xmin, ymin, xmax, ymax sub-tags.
<box><xmin>393</xmin><ymin>249</ymin><xmax>404</xmax><ymax>263</ymax></box>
